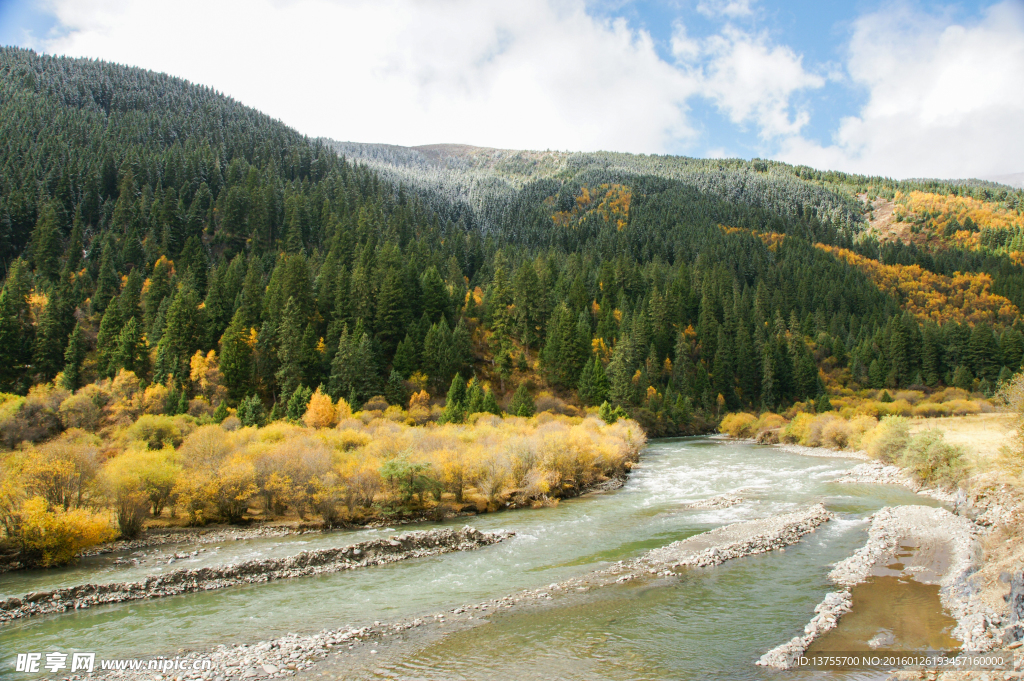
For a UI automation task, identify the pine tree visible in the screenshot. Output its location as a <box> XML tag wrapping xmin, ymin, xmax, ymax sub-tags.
<box><xmin>220</xmin><ymin>308</ymin><xmax>254</xmax><ymax>402</ymax></box>
<box><xmin>392</xmin><ymin>334</ymin><xmax>418</xmax><ymax>378</ymax></box>
<box><xmin>286</xmin><ymin>385</ymin><xmax>313</xmax><ymax>421</ymax></box>
<box><xmin>154</xmin><ymin>282</ymin><xmax>204</xmax><ymax>385</ymax></box>
<box><xmin>509</xmin><ymin>384</ymin><xmax>535</xmax><ymax>417</ymax></box>
<box><xmin>419</xmin><ymin>266</ymin><xmax>449</xmax><ymax>323</ymax></box>
<box><xmin>482</xmin><ymin>388</ymin><xmax>501</xmax><ymax>416</ymax></box>
<box><xmin>31</xmin><ymin>202</ymin><xmax>62</xmax><ymax>282</ymax></box>
<box><xmin>465</xmin><ymin>381</ymin><xmax>485</xmax><ymax>414</ymax></box>
<box><xmin>111</xmin><ymin>316</ymin><xmax>147</xmax><ymax>376</ymax></box>
<box><xmin>439</xmin><ymin>374</ymin><xmax>467</xmax><ymax>424</ymax></box>
<box><xmin>93</xmin><ymin>240</ymin><xmax>119</xmax><ymax>313</ymax></box>
<box><xmin>32</xmin><ymin>281</ymin><xmax>75</xmax><ymax>380</ymax></box>
<box><xmin>952</xmin><ymin>365</ymin><xmax>974</xmax><ymax>392</ymax></box>
<box><xmin>237</xmin><ymin>394</ymin><xmax>266</xmax><ymax>427</ymax></box>
<box><xmin>60</xmin><ymin>322</ymin><xmax>86</xmax><ymax>391</ymax></box>
<box><xmin>577</xmin><ymin>356</ymin><xmax>609</xmax><ymax>406</ymax></box>
<box><xmin>0</xmin><ymin>259</ymin><xmax>35</xmax><ymax>391</ymax></box>
<box><xmin>422</xmin><ymin>318</ymin><xmax>455</xmax><ymax>389</ymax></box>
<box><xmin>384</xmin><ymin>369</ymin><xmax>406</xmax><ymax>406</ymax></box>
<box><xmin>275</xmin><ymin>297</ymin><xmax>306</xmax><ymax>398</ymax></box>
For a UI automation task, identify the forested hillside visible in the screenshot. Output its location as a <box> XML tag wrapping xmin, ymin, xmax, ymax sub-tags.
<box><xmin>1</xmin><ymin>46</ymin><xmax>1023</xmax><ymax>446</ymax></box>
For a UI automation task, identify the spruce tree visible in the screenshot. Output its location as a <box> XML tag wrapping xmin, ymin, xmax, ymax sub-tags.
<box><xmin>286</xmin><ymin>385</ymin><xmax>313</xmax><ymax>421</ymax></box>
<box><xmin>465</xmin><ymin>381</ymin><xmax>485</xmax><ymax>414</ymax></box>
<box><xmin>482</xmin><ymin>388</ymin><xmax>501</xmax><ymax>416</ymax></box>
<box><xmin>578</xmin><ymin>356</ymin><xmax>609</xmax><ymax>406</ymax></box>
<box><xmin>439</xmin><ymin>374</ymin><xmax>467</xmax><ymax>424</ymax></box>
<box><xmin>384</xmin><ymin>369</ymin><xmax>406</xmax><ymax>405</ymax></box>
<box><xmin>237</xmin><ymin>394</ymin><xmax>266</xmax><ymax>427</ymax></box>
<box><xmin>220</xmin><ymin>308</ymin><xmax>253</xmax><ymax>401</ymax></box>
<box><xmin>275</xmin><ymin>297</ymin><xmax>306</xmax><ymax>398</ymax></box>
<box><xmin>154</xmin><ymin>282</ymin><xmax>204</xmax><ymax>385</ymax></box>
<box><xmin>111</xmin><ymin>316</ymin><xmax>147</xmax><ymax>377</ymax></box>
<box><xmin>61</xmin><ymin>322</ymin><xmax>86</xmax><ymax>391</ymax></box>
<box><xmin>393</xmin><ymin>334</ymin><xmax>418</xmax><ymax>378</ymax></box>
<box><xmin>510</xmin><ymin>384</ymin><xmax>535</xmax><ymax>417</ymax></box>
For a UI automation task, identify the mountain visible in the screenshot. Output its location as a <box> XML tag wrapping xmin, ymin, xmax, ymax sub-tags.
<box><xmin>1</xmin><ymin>46</ymin><xmax>1023</xmax><ymax>439</ymax></box>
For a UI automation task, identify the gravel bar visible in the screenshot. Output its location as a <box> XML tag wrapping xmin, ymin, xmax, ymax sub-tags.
<box><xmin>757</xmin><ymin>505</ymin><xmax>999</xmax><ymax>669</ymax></box>
<box><xmin>0</xmin><ymin>527</ymin><xmax>511</xmax><ymax>624</ymax></box>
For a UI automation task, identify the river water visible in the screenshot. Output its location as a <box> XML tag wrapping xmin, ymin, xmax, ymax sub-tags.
<box><xmin>0</xmin><ymin>437</ymin><xmax>948</xmax><ymax>678</ymax></box>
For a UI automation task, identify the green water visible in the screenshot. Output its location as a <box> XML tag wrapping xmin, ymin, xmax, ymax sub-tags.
<box><xmin>0</xmin><ymin>438</ymin><xmax>943</xmax><ymax>678</ymax></box>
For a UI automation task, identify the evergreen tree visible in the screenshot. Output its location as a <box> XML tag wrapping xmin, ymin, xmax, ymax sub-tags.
<box><xmin>275</xmin><ymin>297</ymin><xmax>307</xmax><ymax>398</ymax></box>
<box><xmin>439</xmin><ymin>374</ymin><xmax>467</xmax><ymax>423</ymax></box>
<box><xmin>384</xmin><ymin>369</ymin><xmax>406</xmax><ymax>406</ymax></box>
<box><xmin>60</xmin><ymin>322</ymin><xmax>86</xmax><ymax>391</ymax></box>
<box><xmin>952</xmin><ymin>365</ymin><xmax>974</xmax><ymax>391</ymax></box>
<box><xmin>111</xmin><ymin>316</ymin><xmax>147</xmax><ymax>376</ymax></box>
<box><xmin>509</xmin><ymin>384</ymin><xmax>535</xmax><ymax>417</ymax></box>
<box><xmin>419</xmin><ymin>266</ymin><xmax>449</xmax><ymax>323</ymax></box>
<box><xmin>220</xmin><ymin>308</ymin><xmax>254</xmax><ymax>401</ymax></box>
<box><xmin>30</xmin><ymin>202</ymin><xmax>62</xmax><ymax>282</ymax></box>
<box><xmin>465</xmin><ymin>381</ymin><xmax>485</xmax><ymax>414</ymax></box>
<box><xmin>285</xmin><ymin>384</ymin><xmax>313</xmax><ymax>421</ymax></box>
<box><xmin>237</xmin><ymin>394</ymin><xmax>266</xmax><ymax>427</ymax></box>
<box><xmin>577</xmin><ymin>356</ymin><xmax>609</xmax><ymax>406</ymax></box>
<box><xmin>392</xmin><ymin>334</ymin><xmax>418</xmax><ymax>378</ymax></box>
<box><xmin>482</xmin><ymin>388</ymin><xmax>502</xmax><ymax>416</ymax></box>
<box><xmin>154</xmin><ymin>282</ymin><xmax>204</xmax><ymax>385</ymax></box>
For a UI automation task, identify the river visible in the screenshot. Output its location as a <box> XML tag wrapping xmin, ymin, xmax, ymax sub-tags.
<box><xmin>0</xmin><ymin>437</ymin><xmax>947</xmax><ymax>679</ymax></box>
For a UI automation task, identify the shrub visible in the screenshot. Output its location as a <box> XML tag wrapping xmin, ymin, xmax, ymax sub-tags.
<box><xmin>126</xmin><ymin>414</ymin><xmax>193</xmax><ymax>450</ymax></box>
<box><xmin>900</xmin><ymin>429</ymin><xmax>968</xmax><ymax>488</ymax></box>
<box><xmin>944</xmin><ymin>399</ymin><xmax>981</xmax><ymax>416</ymax></box>
<box><xmin>821</xmin><ymin>418</ymin><xmax>851</xmax><ymax>449</ymax></box>
<box><xmin>780</xmin><ymin>413</ymin><xmax>815</xmax><ymax>444</ymax></box>
<box><xmin>58</xmin><ymin>393</ymin><xmax>101</xmax><ymax>431</ymax></box>
<box><xmin>804</xmin><ymin>414</ymin><xmax>840</xmax><ymax>447</ymax></box>
<box><xmin>865</xmin><ymin>415</ymin><xmax>911</xmax><ymax>463</ymax></box>
<box><xmin>752</xmin><ymin>413</ymin><xmax>786</xmax><ymax>439</ymax></box>
<box><xmin>720</xmin><ymin>412</ymin><xmax>757</xmax><ymax>438</ymax></box>
<box><xmin>14</xmin><ymin>496</ymin><xmax>114</xmax><ymax>566</ymax></box>
<box><xmin>846</xmin><ymin>415</ymin><xmax>879</xmax><ymax>450</ymax></box>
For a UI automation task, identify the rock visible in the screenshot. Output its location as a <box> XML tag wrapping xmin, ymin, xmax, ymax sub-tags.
<box><xmin>261</xmin><ymin>664</ymin><xmax>277</xmax><ymax>674</ymax></box>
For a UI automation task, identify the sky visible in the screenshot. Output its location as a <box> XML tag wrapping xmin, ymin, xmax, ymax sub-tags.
<box><xmin>0</xmin><ymin>0</ymin><xmax>1022</xmax><ymax>181</ymax></box>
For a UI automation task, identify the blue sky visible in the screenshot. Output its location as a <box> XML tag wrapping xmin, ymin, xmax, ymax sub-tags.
<box><xmin>1</xmin><ymin>0</ymin><xmax>1022</xmax><ymax>180</ymax></box>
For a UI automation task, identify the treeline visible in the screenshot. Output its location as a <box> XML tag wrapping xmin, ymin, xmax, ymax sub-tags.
<box><xmin>1</xmin><ymin>47</ymin><xmax>1024</xmax><ymax>449</ymax></box>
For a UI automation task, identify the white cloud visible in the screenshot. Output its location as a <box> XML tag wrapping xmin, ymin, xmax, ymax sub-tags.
<box><xmin>38</xmin><ymin>0</ymin><xmax>702</xmax><ymax>153</ymax></box>
<box><xmin>697</xmin><ymin>26</ymin><xmax>824</xmax><ymax>138</ymax></box>
<box><xmin>671</xmin><ymin>22</ymin><xmax>824</xmax><ymax>139</ymax></box>
<box><xmin>696</xmin><ymin>0</ymin><xmax>755</xmax><ymax>18</ymax></box>
<box><xmin>31</xmin><ymin>0</ymin><xmax>1020</xmax><ymax>180</ymax></box>
<box><xmin>776</xmin><ymin>1</ymin><xmax>1024</xmax><ymax>179</ymax></box>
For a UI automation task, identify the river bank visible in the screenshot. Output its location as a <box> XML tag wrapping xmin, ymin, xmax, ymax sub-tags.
<box><xmin>0</xmin><ymin>528</ymin><xmax>510</xmax><ymax>624</ymax></box>
<box><xmin>757</xmin><ymin>505</ymin><xmax>990</xmax><ymax>668</ymax></box>
<box><xmin>90</xmin><ymin>502</ymin><xmax>837</xmax><ymax>680</ymax></box>
<box><xmin>0</xmin><ymin>437</ymin><xmax>947</xmax><ymax>680</ymax></box>
<box><xmin>754</xmin><ymin>435</ymin><xmax>1024</xmax><ymax>676</ymax></box>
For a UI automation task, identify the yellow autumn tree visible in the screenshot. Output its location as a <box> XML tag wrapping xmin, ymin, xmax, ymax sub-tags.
<box><xmin>302</xmin><ymin>388</ymin><xmax>337</xmax><ymax>429</ymax></box>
